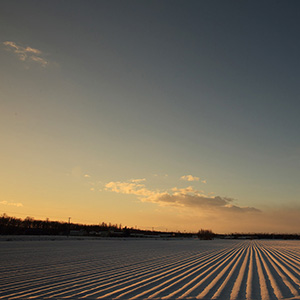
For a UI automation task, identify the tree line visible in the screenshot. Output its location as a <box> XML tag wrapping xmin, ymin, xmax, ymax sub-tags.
<box><xmin>1</xmin><ymin>214</ymin><xmax>299</xmax><ymax>239</ymax></box>
<box><xmin>0</xmin><ymin>214</ymin><xmax>193</xmax><ymax>237</ymax></box>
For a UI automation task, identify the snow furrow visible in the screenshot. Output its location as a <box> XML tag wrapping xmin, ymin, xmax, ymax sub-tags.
<box><xmin>1</xmin><ymin>239</ymin><xmax>300</xmax><ymax>300</ymax></box>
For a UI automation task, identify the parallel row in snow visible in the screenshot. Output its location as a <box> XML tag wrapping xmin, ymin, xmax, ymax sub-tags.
<box><xmin>0</xmin><ymin>239</ymin><xmax>299</xmax><ymax>299</ymax></box>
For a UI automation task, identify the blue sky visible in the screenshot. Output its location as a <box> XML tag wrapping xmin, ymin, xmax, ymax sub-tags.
<box><xmin>1</xmin><ymin>1</ymin><xmax>299</xmax><ymax>232</ymax></box>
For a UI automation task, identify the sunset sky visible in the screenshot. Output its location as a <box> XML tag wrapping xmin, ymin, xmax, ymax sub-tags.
<box><xmin>1</xmin><ymin>1</ymin><xmax>299</xmax><ymax>233</ymax></box>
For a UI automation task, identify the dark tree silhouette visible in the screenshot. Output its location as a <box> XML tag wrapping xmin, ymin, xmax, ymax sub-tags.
<box><xmin>197</xmin><ymin>229</ymin><xmax>215</xmax><ymax>240</ymax></box>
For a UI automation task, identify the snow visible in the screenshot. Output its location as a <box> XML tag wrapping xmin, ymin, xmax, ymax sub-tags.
<box><xmin>0</xmin><ymin>239</ymin><xmax>299</xmax><ymax>299</ymax></box>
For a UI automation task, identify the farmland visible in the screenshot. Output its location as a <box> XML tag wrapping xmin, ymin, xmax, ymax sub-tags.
<box><xmin>1</xmin><ymin>239</ymin><xmax>300</xmax><ymax>299</ymax></box>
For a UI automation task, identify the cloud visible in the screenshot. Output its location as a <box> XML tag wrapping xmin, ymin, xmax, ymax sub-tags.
<box><xmin>84</xmin><ymin>174</ymin><xmax>91</xmax><ymax>178</ymax></box>
<box><xmin>30</xmin><ymin>55</ymin><xmax>48</xmax><ymax>67</ymax></box>
<box><xmin>105</xmin><ymin>179</ymin><xmax>259</xmax><ymax>214</ymax></box>
<box><xmin>152</xmin><ymin>174</ymin><xmax>168</xmax><ymax>178</ymax></box>
<box><xmin>130</xmin><ymin>178</ymin><xmax>146</xmax><ymax>183</ymax></box>
<box><xmin>147</xmin><ymin>192</ymin><xmax>259</xmax><ymax>213</ymax></box>
<box><xmin>105</xmin><ymin>181</ymin><xmax>154</xmax><ymax>197</ymax></box>
<box><xmin>0</xmin><ymin>201</ymin><xmax>23</xmax><ymax>207</ymax></box>
<box><xmin>104</xmin><ymin>178</ymin><xmax>297</xmax><ymax>233</ymax></box>
<box><xmin>180</xmin><ymin>175</ymin><xmax>200</xmax><ymax>182</ymax></box>
<box><xmin>172</xmin><ymin>186</ymin><xmax>203</xmax><ymax>195</ymax></box>
<box><xmin>3</xmin><ymin>41</ymin><xmax>48</xmax><ymax>67</ymax></box>
<box><xmin>24</xmin><ymin>46</ymin><xmax>41</xmax><ymax>55</ymax></box>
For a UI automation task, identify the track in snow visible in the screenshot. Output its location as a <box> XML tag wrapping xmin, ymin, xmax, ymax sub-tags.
<box><xmin>0</xmin><ymin>239</ymin><xmax>300</xmax><ymax>299</ymax></box>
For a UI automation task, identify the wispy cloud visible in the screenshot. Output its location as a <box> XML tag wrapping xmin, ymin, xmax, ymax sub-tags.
<box><xmin>105</xmin><ymin>181</ymin><xmax>154</xmax><ymax>197</ymax></box>
<box><xmin>3</xmin><ymin>41</ymin><xmax>48</xmax><ymax>67</ymax></box>
<box><xmin>130</xmin><ymin>178</ymin><xmax>146</xmax><ymax>183</ymax></box>
<box><xmin>180</xmin><ymin>175</ymin><xmax>200</xmax><ymax>182</ymax></box>
<box><xmin>105</xmin><ymin>179</ymin><xmax>259</xmax><ymax>213</ymax></box>
<box><xmin>172</xmin><ymin>186</ymin><xmax>203</xmax><ymax>195</ymax></box>
<box><xmin>0</xmin><ymin>201</ymin><xmax>23</xmax><ymax>207</ymax></box>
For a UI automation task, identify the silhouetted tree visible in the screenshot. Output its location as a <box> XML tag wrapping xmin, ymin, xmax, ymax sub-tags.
<box><xmin>197</xmin><ymin>229</ymin><xmax>215</xmax><ymax>240</ymax></box>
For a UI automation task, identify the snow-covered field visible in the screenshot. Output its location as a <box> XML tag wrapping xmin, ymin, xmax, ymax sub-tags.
<box><xmin>0</xmin><ymin>239</ymin><xmax>300</xmax><ymax>299</ymax></box>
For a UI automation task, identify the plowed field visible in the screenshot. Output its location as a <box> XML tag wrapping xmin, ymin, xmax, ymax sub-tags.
<box><xmin>1</xmin><ymin>239</ymin><xmax>299</xmax><ymax>299</ymax></box>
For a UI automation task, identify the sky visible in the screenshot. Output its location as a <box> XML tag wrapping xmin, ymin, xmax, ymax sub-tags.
<box><xmin>1</xmin><ymin>0</ymin><xmax>299</xmax><ymax>233</ymax></box>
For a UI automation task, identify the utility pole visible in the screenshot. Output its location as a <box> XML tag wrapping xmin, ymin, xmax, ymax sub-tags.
<box><xmin>67</xmin><ymin>217</ymin><xmax>71</xmax><ymax>237</ymax></box>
